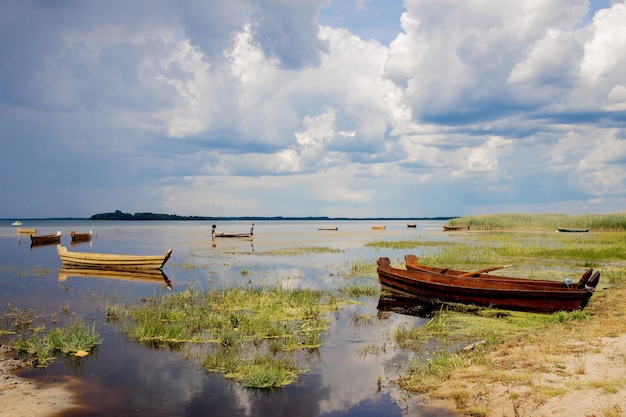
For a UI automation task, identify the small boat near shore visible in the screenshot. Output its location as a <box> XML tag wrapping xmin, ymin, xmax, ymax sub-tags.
<box><xmin>17</xmin><ymin>227</ymin><xmax>37</xmax><ymax>235</ymax></box>
<box><xmin>407</xmin><ymin>224</ymin><xmax>417</xmax><ymax>228</ymax></box>
<box><xmin>71</xmin><ymin>230</ymin><xmax>93</xmax><ymax>243</ymax></box>
<box><xmin>211</xmin><ymin>223</ymin><xmax>254</xmax><ymax>239</ymax></box>
<box><xmin>377</xmin><ymin>257</ymin><xmax>600</xmax><ymax>313</ymax></box>
<box><xmin>371</xmin><ymin>225</ymin><xmax>386</xmax><ymax>230</ymax></box>
<box><xmin>318</xmin><ymin>227</ymin><xmax>338</xmax><ymax>231</ymax></box>
<box><xmin>557</xmin><ymin>227</ymin><xmax>589</xmax><ymax>233</ymax></box>
<box><xmin>443</xmin><ymin>225</ymin><xmax>470</xmax><ymax>231</ymax></box>
<box><xmin>57</xmin><ymin>246</ymin><xmax>172</xmax><ymax>270</ymax></box>
<box><xmin>30</xmin><ymin>231</ymin><xmax>62</xmax><ymax>246</ymax></box>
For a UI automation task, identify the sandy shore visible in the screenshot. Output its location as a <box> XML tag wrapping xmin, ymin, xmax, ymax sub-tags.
<box><xmin>4</xmin><ymin>332</ymin><xmax>626</xmax><ymax>417</ymax></box>
<box><xmin>0</xmin><ymin>345</ymin><xmax>77</xmax><ymax>417</ymax></box>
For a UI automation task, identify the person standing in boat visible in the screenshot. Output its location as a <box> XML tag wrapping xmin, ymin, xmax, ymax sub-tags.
<box><xmin>211</xmin><ymin>224</ymin><xmax>217</xmax><ymax>239</ymax></box>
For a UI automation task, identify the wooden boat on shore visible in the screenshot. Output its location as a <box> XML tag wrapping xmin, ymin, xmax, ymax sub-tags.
<box><xmin>211</xmin><ymin>223</ymin><xmax>254</xmax><ymax>239</ymax></box>
<box><xmin>30</xmin><ymin>231</ymin><xmax>62</xmax><ymax>246</ymax></box>
<box><xmin>17</xmin><ymin>227</ymin><xmax>37</xmax><ymax>234</ymax></box>
<box><xmin>371</xmin><ymin>225</ymin><xmax>386</xmax><ymax>230</ymax></box>
<box><xmin>71</xmin><ymin>230</ymin><xmax>93</xmax><ymax>243</ymax></box>
<box><xmin>377</xmin><ymin>257</ymin><xmax>600</xmax><ymax>313</ymax></box>
<box><xmin>57</xmin><ymin>246</ymin><xmax>172</xmax><ymax>270</ymax></box>
<box><xmin>59</xmin><ymin>267</ymin><xmax>172</xmax><ymax>289</ymax></box>
<box><xmin>407</xmin><ymin>224</ymin><xmax>417</xmax><ymax>228</ymax></box>
<box><xmin>557</xmin><ymin>227</ymin><xmax>589</xmax><ymax>233</ymax></box>
<box><xmin>443</xmin><ymin>225</ymin><xmax>470</xmax><ymax>231</ymax></box>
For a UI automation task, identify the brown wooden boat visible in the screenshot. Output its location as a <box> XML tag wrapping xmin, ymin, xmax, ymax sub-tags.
<box><xmin>57</xmin><ymin>246</ymin><xmax>172</xmax><ymax>270</ymax></box>
<box><xmin>71</xmin><ymin>230</ymin><xmax>93</xmax><ymax>243</ymax></box>
<box><xmin>443</xmin><ymin>225</ymin><xmax>470</xmax><ymax>231</ymax></box>
<box><xmin>407</xmin><ymin>224</ymin><xmax>417</xmax><ymax>228</ymax></box>
<box><xmin>30</xmin><ymin>231</ymin><xmax>62</xmax><ymax>246</ymax></box>
<box><xmin>376</xmin><ymin>257</ymin><xmax>599</xmax><ymax>313</ymax></box>
<box><xmin>318</xmin><ymin>227</ymin><xmax>338</xmax><ymax>231</ymax></box>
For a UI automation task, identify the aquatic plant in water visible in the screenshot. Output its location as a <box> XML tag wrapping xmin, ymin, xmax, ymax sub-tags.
<box><xmin>108</xmin><ymin>285</ymin><xmax>349</xmax><ymax>388</ymax></box>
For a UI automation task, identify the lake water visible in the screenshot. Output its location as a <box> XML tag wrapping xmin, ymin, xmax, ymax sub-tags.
<box><xmin>1</xmin><ymin>219</ymin><xmax>458</xmax><ymax>416</ymax></box>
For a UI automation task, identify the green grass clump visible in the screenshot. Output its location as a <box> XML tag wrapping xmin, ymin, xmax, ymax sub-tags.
<box><xmin>261</xmin><ymin>246</ymin><xmax>343</xmax><ymax>256</ymax></box>
<box><xmin>366</xmin><ymin>240</ymin><xmax>453</xmax><ymax>249</ymax></box>
<box><xmin>12</xmin><ymin>315</ymin><xmax>102</xmax><ymax>367</ymax></box>
<box><xmin>338</xmin><ymin>280</ymin><xmax>379</xmax><ymax>297</ymax></box>
<box><xmin>108</xmin><ymin>285</ymin><xmax>349</xmax><ymax>388</ymax></box>
<box><xmin>222</xmin><ymin>355</ymin><xmax>301</xmax><ymax>388</ymax></box>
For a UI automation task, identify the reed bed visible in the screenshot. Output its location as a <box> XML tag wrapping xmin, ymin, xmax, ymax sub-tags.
<box><xmin>446</xmin><ymin>212</ymin><xmax>626</xmax><ymax>231</ymax></box>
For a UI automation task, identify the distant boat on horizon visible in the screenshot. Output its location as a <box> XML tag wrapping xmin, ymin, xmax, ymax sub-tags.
<box><xmin>11</xmin><ymin>220</ymin><xmax>22</xmax><ymax>226</ymax></box>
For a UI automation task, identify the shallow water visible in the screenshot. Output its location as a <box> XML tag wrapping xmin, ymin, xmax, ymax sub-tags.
<box><xmin>1</xmin><ymin>219</ymin><xmax>458</xmax><ymax>416</ymax></box>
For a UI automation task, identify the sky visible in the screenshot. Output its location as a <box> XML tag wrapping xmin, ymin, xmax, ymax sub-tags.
<box><xmin>1</xmin><ymin>0</ymin><xmax>625</xmax><ymax>219</ymax></box>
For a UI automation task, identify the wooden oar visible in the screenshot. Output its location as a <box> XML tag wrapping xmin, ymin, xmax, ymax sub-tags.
<box><xmin>459</xmin><ymin>265</ymin><xmax>512</xmax><ymax>277</ymax></box>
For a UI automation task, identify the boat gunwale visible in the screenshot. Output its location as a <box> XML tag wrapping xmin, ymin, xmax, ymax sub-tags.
<box><xmin>404</xmin><ymin>255</ymin><xmax>590</xmax><ymax>288</ymax></box>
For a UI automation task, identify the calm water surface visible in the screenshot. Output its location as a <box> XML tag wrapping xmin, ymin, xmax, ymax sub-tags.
<box><xmin>1</xmin><ymin>220</ymin><xmax>458</xmax><ymax>416</ymax></box>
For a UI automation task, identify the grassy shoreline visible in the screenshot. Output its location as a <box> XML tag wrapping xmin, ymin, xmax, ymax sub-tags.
<box><xmin>389</xmin><ymin>215</ymin><xmax>626</xmax><ymax>415</ymax></box>
<box><xmin>446</xmin><ymin>212</ymin><xmax>626</xmax><ymax>231</ymax></box>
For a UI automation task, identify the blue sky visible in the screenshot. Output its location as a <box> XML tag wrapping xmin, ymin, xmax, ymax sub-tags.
<box><xmin>1</xmin><ymin>0</ymin><xmax>625</xmax><ymax>219</ymax></box>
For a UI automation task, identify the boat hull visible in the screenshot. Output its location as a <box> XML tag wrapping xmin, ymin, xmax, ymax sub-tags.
<box><xmin>377</xmin><ymin>257</ymin><xmax>599</xmax><ymax>313</ymax></box>
<box><xmin>30</xmin><ymin>232</ymin><xmax>62</xmax><ymax>246</ymax></box>
<box><xmin>57</xmin><ymin>246</ymin><xmax>172</xmax><ymax>270</ymax></box>
<box><xmin>71</xmin><ymin>230</ymin><xmax>93</xmax><ymax>243</ymax></box>
<box><xmin>213</xmin><ymin>233</ymin><xmax>252</xmax><ymax>238</ymax></box>
<box><xmin>443</xmin><ymin>225</ymin><xmax>470</xmax><ymax>231</ymax></box>
<box><xmin>557</xmin><ymin>228</ymin><xmax>589</xmax><ymax>233</ymax></box>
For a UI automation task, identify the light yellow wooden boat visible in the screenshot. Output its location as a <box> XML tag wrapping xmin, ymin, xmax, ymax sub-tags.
<box><xmin>57</xmin><ymin>246</ymin><xmax>172</xmax><ymax>270</ymax></box>
<box><xmin>17</xmin><ymin>227</ymin><xmax>38</xmax><ymax>234</ymax></box>
<box><xmin>371</xmin><ymin>225</ymin><xmax>386</xmax><ymax>230</ymax></box>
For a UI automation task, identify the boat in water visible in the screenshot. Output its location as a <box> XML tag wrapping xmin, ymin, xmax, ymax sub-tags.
<box><xmin>30</xmin><ymin>231</ymin><xmax>62</xmax><ymax>246</ymax></box>
<box><xmin>71</xmin><ymin>230</ymin><xmax>93</xmax><ymax>243</ymax></box>
<box><xmin>443</xmin><ymin>225</ymin><xmax>470</xmax><ymax>231</ymax></box>
<box><xmin>57</xmin><ymin>246</ymin><xmax>172</xmax><ymax>270</ymax></box>
<box><xmin>557</xmin><ymin>227</ymin><xmax>589</xmax><ymax>233</ymax></box>
<box><xmin>211</xmin><ymin>223</ymin><xmax>254</xmax><ymax>239</ymax></box>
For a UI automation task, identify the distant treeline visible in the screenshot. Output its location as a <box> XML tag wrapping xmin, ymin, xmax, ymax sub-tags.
<box><xmin>89</xmin><ymin>210</ymin><xmax>455</xmax><ymax>221</ymax></box>
<box><xmin>89</xmin><ymin>210</ymin><xmax>207</xmax><ymax>221</ymax></box>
